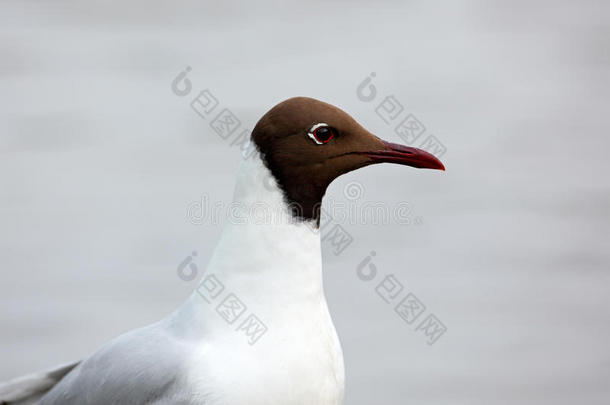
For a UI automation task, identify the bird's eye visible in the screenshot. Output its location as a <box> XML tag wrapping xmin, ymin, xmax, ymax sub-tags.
<box><xmin>308</xmin><ymin>123</ymin><xmax>335</xmax><ymax>145</ymax></box>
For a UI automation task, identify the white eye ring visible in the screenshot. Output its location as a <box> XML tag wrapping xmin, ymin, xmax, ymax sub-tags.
<box><xmin>308</xmin><ymin>123</ymin><xmax>333</xmax><ymax>145</ymax></box>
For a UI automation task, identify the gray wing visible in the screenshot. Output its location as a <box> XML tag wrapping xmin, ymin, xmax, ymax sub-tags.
<box><xmin>0</xmin><ymin>362</ymin><xmax>80</xmax><ymax>405</ymax></box>
<box><xmin>39</xmin><ymin>321</ymin><xmax>196</xmax><ymax>405</ymax></box>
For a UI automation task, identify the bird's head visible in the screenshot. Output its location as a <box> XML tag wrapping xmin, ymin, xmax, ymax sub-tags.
<box><xmin>251</xmin><ymin>97</ymin><xmax>444</xmax><ymax>223</ymax></box>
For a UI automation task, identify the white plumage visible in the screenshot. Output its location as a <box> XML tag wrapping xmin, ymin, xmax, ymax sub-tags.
<box><xmin>2</xmin><ymin>149</ymin><xmax>344</xmax><ymax>405</ymax></box>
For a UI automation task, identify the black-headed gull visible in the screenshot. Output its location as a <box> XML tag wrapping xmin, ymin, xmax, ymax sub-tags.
<box><xmin>0</xmin><ymin>97</ymin><xmax>444</xmax><ymax>405</ymax></box>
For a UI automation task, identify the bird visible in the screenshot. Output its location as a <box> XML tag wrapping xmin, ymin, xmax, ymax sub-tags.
<box><xmin>0</xmin><ymin>97</ymin><xmax>444</xmax><ymax>405</ymax></box>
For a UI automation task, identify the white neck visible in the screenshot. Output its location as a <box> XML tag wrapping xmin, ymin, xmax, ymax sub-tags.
<box><xmin>206</xmin><ymin>149</ymin><xmax>323</xmax><ymax>298</ymax></box>
<box><xmin>172</xmin><ymin>149</ymin><xmax>325</xmax><ymax>333</ymax></box>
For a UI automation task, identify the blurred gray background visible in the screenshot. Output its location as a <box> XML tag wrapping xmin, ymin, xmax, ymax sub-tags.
<box><xmin>1</xmin><ymin>1</ymin><xmax>609</xmax><ymax>404</ymax></box>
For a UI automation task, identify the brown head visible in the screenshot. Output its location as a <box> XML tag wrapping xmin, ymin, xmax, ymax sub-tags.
<box><xmin>251</xmin><ymin>97</ymin><xmax>445</xmax><ymax>223</ymax></box>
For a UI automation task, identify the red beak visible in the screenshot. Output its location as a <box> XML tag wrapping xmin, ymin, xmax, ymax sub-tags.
<box><xmin>359</xmin><ymin>140</ymin><xmax>445</xmax><ymax>171</ymax></box>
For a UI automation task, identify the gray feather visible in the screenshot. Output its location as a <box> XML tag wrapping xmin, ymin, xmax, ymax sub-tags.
<box><xmin>38</xmin><ymin>321</ymin><xmax>197</xmax><ymax>405</ymax></box>
<box><xmin>0</xmin><ymin>361</ymin><xmax>80</xmax><ymax>404</ymax></box>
